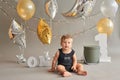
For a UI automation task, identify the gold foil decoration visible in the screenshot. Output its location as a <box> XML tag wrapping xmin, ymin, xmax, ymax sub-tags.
<box><xmin>37</xmin><ymin>19</ymin><xmax>52</xmax><ymax>44</ymax></box>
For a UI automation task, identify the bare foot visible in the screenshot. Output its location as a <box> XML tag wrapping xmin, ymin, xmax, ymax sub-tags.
<box><xmin>77</xmin><ymin>71</ymin><xmax>87</xmax><ymax>76</ymax></box>
<box><xmin>62</xmin><ymin>71</ymin><xmax>72</xmax><ymax>77</ymax></box>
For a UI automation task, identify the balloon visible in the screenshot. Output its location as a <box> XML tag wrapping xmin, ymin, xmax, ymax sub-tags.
<box><xmin>116</xmin><ymin>0</ymin><xmax>120</xmax><ymax>3</ymax></box>
<box><xmin>37</xmin><ymin>19</ymin><xmax>52</xmax><ymax>44</ymax></box>
<box><xmin>45</xmin><ymin>0</ymin><xmax>58</xmax><ymax>19</ymax></box>
<box><xmin>83</xmin><ymin>0</ymin><xmax>96</xmax><ymax>17</ymax></box>
<box><xmin>116</xmin><ymin>0</ymin><xmax>120</xmax><ymax>4</ymax></box>
<box><xmin>17</xmin><ymin>0</ymin><xmax>36</xmax><ymax>20</ymax></box>
<box><xmin>63</xmin><ymin>0</ymin><xmax>96</xmax><ymax>18</ymax></box>
<box><xmin>97</xmin><ymin>18</ymin><xmax>114</xmax><ymax>35</ymax></box>
<box><xmin>9</xmin><ymin>20</ymin><xmax>26</xmax><ymax>63</ymax></box>
<box><xmin>100</xmin><ymin>0</ymin><xmax>118</xmax><ymax>18</ymax></box>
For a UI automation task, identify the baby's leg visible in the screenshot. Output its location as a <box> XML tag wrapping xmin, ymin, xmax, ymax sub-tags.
<box><xmin>76</xmin><ymin>63</ymin><xmax>87</xmax><ymax>76</ymax></box>
<box><xmin>57</xmin><ymin>65</ymin><xmax>72</xmax><ymax>77</ymax></box>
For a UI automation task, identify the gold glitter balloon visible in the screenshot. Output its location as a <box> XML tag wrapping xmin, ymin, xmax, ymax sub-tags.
<box><xmin>37</xmin><ymin>19</ymin><xmax>52</xmax><ymax>44</ymax></box>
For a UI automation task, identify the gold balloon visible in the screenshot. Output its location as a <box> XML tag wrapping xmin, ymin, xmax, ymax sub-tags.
<box><xmin>116</xmin><ymin>0</ymin><xmax>120</xmax><ymax>4</ymax></box>
<box><xmin>17</xmin><ymin>0</ymin><xmax>35</xmax><ymax>20</ymax></box>
<box><xmin>97</xmin><ymin>18</ymin><xmax>114</xmax><ymax>35</ymax></box>
<box><xmin>37</xmin><ymin>19</ymin><xmax>52</xmax><ymax>44</ymax></box>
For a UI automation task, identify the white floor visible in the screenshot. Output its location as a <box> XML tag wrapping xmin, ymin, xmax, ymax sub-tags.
<box><xmin>0</xmin><ymin>52</ymin><xmax>120</xmax><ymax>80</ymax></box>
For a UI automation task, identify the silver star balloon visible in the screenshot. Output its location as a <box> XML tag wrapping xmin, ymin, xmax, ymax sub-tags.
<box><xmin>45</xmin><ymin>0</ymin><xmax>58</xmax><ymax>19</ymax></box>
<box><xmin>10</xmin><ymin>20</ymin><xmax>26</xmax><ymax>63</ymax></box>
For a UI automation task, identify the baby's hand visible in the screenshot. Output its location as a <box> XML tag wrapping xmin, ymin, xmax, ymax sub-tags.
<box><xmin>71</xmin><ymin>66</ymin><xmax>77</xmax><ymax>72</ymax></box>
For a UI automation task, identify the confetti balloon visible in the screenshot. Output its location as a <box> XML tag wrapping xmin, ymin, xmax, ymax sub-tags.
<box><xmin>37</xmin><ymin>19</ymin><xmax>52</xmax><ymax>44</ymax></box>
<box><xmin>97</xmin><ymin>18</ymin><xmax>114</xmax><ymax>36</ymax></box>
<box><xmin>17</xmin><ymin>0</ymin><xmax>36</xmax><ymax>20</ymax></box>
<box><xmin>45</xmin><ymin>0</ymin><xmax>58</xmax><ymax>19</ymax></box>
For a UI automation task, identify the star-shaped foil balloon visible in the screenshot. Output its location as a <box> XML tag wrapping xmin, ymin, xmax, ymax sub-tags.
<box><xmin>8</xmin><ymin>19</ymin><xmax>26</xmax><ymax>63</ymax></box>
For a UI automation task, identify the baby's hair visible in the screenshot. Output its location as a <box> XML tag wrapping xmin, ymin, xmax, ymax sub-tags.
<box><xmin>61</xmin><ymin>34</ymin><xmax>73</xmax><ymax>42</ymax></box>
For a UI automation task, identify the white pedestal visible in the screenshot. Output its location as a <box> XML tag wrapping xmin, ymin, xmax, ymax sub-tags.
<box><xmin>100</xmin><ymin>56</ymin><xmax>111</xmax><ymax>62</ymax></box>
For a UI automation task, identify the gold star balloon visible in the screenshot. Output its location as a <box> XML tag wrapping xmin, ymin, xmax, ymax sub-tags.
<box><xmin>37</xmin><ymin>19</ymin><xmax>52</xmax><ymax>44</ymax></box>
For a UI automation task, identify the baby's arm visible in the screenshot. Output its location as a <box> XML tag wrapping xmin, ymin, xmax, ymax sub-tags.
<box><xmin>49</xmin><ymin>51</ymin><xmax>59</xmax><ymax>72</ymax></box>
<box><xmin>71</xmin><ymin>53</ymin><xmax>77</xmax><ymax>71</ymax></box>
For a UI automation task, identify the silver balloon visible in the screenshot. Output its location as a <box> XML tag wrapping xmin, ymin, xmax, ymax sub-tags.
<box><xmin>45</xmin><ymin>0</ymin><xmax>58</xmax><ymax>19</ymax></box>
<box><xmin>63</xmin><ymin>0</ymin><xmax>96</xmax><ymax>18</ymax></box>
<box><xmin>83</xmin><ymin>0</ymin><xmax>96</xmax><ymax>17</ymax></box>
<box><xmin>10</xmin><ymin>20</ymin><xmax>26</xmax><ymax>63</ymax></box>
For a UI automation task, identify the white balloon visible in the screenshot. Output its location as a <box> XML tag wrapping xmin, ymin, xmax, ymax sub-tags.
<box><xmin>100</xmin><ymin>0</ymin><xmax>118</xmax><ymax>18</ymax></box>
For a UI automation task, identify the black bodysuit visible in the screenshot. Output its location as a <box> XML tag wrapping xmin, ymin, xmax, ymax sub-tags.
<box><xmin>58</xmin><ymin>48</ymin><xmax>75</xmax><ymax>72</ymax></box>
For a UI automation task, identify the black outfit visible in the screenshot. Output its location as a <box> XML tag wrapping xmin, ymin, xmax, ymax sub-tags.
<box><xmin>58</xmin><ymin>48</ymin><xmax>75</xmax><ymax>72</ymax></box>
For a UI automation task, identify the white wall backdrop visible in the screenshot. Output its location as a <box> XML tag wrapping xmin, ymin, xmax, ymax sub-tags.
<box><xmin>0</xmin><ymin>0</ymin><xmax>120</xmax><ymax>61</ymax></box>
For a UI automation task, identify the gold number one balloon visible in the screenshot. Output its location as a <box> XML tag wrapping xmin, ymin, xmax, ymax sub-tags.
<box><xmin>97</xmin><ymin>18</ymin><xmax>114</xmax><ymax>36</ymax></box>
<box><xmin>17</xmin><ymin>0</ymin><xmax>36</xmax><ymax>21</ymax></box>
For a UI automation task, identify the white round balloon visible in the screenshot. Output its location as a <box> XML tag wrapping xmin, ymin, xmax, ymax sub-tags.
<box><xmin>100</xmin><ymin>0</ymin><xmax>118</xmax><ymax>18</ymax></box>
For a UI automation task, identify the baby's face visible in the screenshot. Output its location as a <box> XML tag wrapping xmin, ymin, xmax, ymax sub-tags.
<box><xmin>61</xmin><ymin>38</ymin><xmax>73</xmax><ymax>50</ymax></box>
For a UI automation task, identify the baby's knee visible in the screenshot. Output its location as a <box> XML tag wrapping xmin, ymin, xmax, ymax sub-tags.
<box><xmin>57</xmin><ymin>65</ymin><xmax>65</xmax><ymax>70</ymax></box>
<box><xmin>77</xmin><ymin>63</ymin><xmax>83</xmax><ymax>68</ymax></box>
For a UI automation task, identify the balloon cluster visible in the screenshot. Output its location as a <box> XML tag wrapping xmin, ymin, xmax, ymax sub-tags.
<box><xmin>6</xmin><ymin>0</ymin><xmax>118</xmax><ymax>64</ymax></box>
<box><xmin>97</xmin><ymin>0</ymin><xmax>118</xmax><ymax>36</ymax></box>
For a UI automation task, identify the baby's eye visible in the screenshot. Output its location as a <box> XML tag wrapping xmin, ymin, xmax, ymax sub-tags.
<box><xmin>68</xmin><ymin>42</ymin><xmax>70</xmax><ymax>44</ymax></box>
